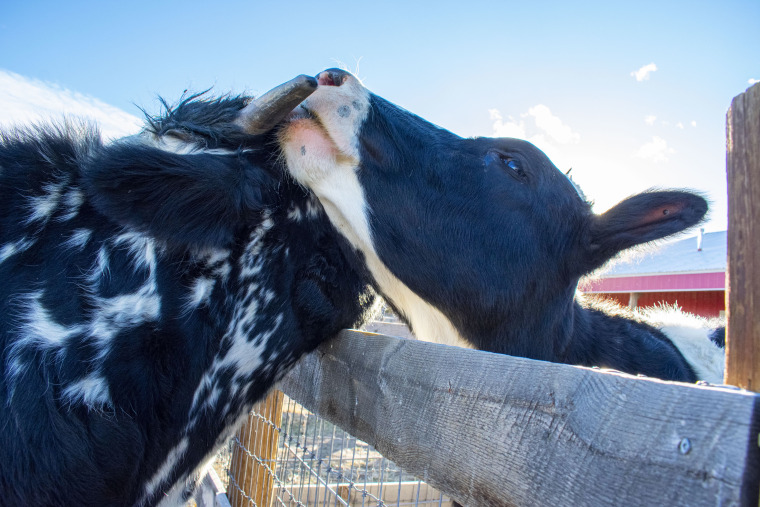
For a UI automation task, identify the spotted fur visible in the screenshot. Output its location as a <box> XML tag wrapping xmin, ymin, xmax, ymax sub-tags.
<box><xmin>0</xmin><ymin>94</ymin><xmax>376</xmax><ymax>506</ymax></box>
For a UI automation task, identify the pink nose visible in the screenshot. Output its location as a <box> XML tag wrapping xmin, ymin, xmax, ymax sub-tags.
<box><xmin>317</xmin><ymin>68</ymin><xmax>350</xmax><ymax>87</ymax></box>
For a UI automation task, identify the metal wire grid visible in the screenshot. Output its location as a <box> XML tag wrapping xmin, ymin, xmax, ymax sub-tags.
<box><xmin>223</xmin><ymin>394</ymin><xmax>452</xmax><ymax>507</ymax></box>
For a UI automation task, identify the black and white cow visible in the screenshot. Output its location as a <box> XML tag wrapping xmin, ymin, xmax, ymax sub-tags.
<box><xmin>0</xmin><ymin>76</ymin><xmax>376</xmax><ymax>506</ymax></box>
<box><xmin>278</xmin><ymin>68</ymin><xmax>725</xmax><ymax>384</ymax></box>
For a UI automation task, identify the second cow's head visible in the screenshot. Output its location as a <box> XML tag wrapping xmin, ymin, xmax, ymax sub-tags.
<box><xmin>278</xmin><ymin>68</ymin><xmax>707</xmax><ymax>349</ymax></box>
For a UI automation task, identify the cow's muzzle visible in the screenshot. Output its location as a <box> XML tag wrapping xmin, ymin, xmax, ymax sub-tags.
<box><xmin>317</xmin><ymin>68</ymin><xmax>351</xmax><ymax>87</ymax></box>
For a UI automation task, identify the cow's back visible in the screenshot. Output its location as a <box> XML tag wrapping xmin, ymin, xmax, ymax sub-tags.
<box><xmin>0</xmin><ymin>125</ymin><xmax>207</xmax><ymax>504</ymax></box>
<box><xmin>0</xmin><ymin>121</ymin><xmax>377</xmax><ymax>505</ymax></box>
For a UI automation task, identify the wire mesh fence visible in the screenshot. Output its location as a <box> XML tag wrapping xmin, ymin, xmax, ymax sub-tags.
<box><xmin>218</xmin><ymin>390</ymin><xmax>453</xmax><ymax>507</ymax></box>
<box><xmin>207</xmin><ymin>310</ymin><xmax>452</xmax><ymax>507</ymax></box>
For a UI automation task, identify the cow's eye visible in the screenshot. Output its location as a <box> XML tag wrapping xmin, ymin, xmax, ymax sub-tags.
<box><xmin>488</xmin><ymin>150</ymin><xmax>528</xmax><ymax>182</ymax></box>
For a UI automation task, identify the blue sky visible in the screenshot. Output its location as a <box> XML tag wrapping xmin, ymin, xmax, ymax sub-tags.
<box><xmin>1</xmin><ymin>1</ymin><xmax>758</xmax><ymax>232</ymax></box>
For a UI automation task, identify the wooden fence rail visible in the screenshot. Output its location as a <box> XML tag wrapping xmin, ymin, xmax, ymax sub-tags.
<box><xmin>279</xmin><ymin>331</ymin><xmax>759</xmax><ymax>507</ymax></box>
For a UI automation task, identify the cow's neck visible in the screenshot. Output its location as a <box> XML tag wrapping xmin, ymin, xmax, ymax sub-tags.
<box><xmin>312</xmin><ymin>172</ymin><xmax>470</xmax><ymax>349</ymax></box>
<box><xmin>370</xmin><ymin>263</ymin><xmax>470</xmax><ymax>349</ymax></box>
<box><xmin>455</xmin><ymin>285</ymin><xmax>579</xmax><ymax>361</ymax></box>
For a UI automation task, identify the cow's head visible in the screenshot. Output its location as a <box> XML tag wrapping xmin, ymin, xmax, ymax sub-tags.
<box><xmin>278</xmin><ymin>69</ymin><xmax>707</xmax><ymax>352</ymax></box>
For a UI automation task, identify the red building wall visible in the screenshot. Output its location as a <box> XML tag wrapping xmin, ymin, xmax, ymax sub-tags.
<box><xmin>593</xmin><ymin>290</ymin><xmax>725</xmax><ymax>318</ymax></box>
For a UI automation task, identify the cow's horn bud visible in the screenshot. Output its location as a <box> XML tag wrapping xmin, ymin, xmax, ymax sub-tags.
<box><xmin>236</xmin><ymin>74</ymin><xmax>318</xmax><ymax>135</ymax></box>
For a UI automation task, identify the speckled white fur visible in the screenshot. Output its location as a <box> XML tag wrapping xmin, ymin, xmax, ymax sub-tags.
<box><xmin>638</xmin><ymin>305</ymin><xmax>725</xmax><ymax>383</ymax></box>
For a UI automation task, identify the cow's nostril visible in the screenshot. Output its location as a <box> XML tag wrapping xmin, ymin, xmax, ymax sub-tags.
<box><xmin>317</xmin><ymin>68</ymin><xmax>349</xmax><ymax>87</ymax></box>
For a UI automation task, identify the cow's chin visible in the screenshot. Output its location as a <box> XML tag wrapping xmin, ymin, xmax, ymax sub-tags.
<box><xmin>279</xmin><ymin>118</ymin><xmax>345</xmax><ymax>188</ymax></box>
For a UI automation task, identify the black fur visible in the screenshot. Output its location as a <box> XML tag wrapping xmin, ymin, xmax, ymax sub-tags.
<box><xmin>0</xmin><ymin>95</ymin><xmax>376</xmax><ymax>505</ymax></box>
<box><xmin>350</xmin><ymin>92</ymin><xmax>713</xmax><ymax>382</ymax></box>
<box><xmin>709</xmin><ymin>327</ymin><xmax>726</xmax><ymax>348</ymax></box>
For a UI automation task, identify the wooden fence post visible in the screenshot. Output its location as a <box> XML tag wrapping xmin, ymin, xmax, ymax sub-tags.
<box><xmin>229</xmin><ymin>390</ymin><xmax>285</xmax><ymax>507</ymax></box>
<box><xmin>726</xmin><ymin>82</ymin><xmax>760</xmax><ymax>390</ymax></box>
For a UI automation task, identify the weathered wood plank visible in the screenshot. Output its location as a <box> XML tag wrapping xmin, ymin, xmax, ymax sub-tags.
<box><xmin>279</xmin><ymin>331</ymin><xmax>760</xmax><ymax>507</ymax></box>
<box><xmin>726</xmin><ymin>81</ymin><xmax>760</xmax><ymax>391</ymax></box>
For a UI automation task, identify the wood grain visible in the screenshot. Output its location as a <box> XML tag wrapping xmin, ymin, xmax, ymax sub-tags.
<box><xmin>726</xmin><ymin>82</ymin><xmax>760</xmax><ymax>391</ymax></box>
<box><xmin>280</xmin><ymin>331</ymin><xmax>760</xmax><ymax>507</ymax></box>
<box><xmin>229</xmin><ymin>390</ymin><xmax>285</xmax><ymax>507</ymax></box>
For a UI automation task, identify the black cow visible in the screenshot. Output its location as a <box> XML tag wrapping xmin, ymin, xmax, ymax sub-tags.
<box><xmin>0</xmin><ymin>76</ymin><xmax>376</xmax><ymax>505</ymax></box>
<box><xmin>278</xmin><ymin>68</ymin><xmax>724</xmax><ymax>384</ymax></box>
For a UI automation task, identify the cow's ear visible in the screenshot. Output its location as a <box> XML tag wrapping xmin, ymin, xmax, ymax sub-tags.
<box><xmin>581</xmin><ymin>190</ymin><xmax>707</xmax><ymax>273</ymax></box>
<box><xmin>82</xmin><ymin>141</ymin><xmax>276</xmax><ymax>248</ymax></box>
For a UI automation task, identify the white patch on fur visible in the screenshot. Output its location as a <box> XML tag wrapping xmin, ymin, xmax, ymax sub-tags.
<box><xmin>0</xmin><ymin>242</ymin><xmax>19</xmax><ymax>264</ymax></box>
<box><xmin>5</xmin><ymin>357</ymin><xmax>26</xmax><ymax>387</ymax></box>
<box><xmin>64</xmin><ymin>228</ymin><xmax>93</xmax><ymax>250</ymax></box>
<box><xmin>187</xmin><ymin>229</ymin><xmax>281</xmax><ymax>430</ymax></box>
<box><xmin>186</xmin><ymin>307</ymin><xmax>280</xmax><ymax>431</ymax></box>
<box><xmin>189</xmin><ymin>373</ymin><xmax>213</xmax><ymax>412</ymax></box>
<box><xmin>92</xmin><ymin>284</ymin><xmax>161</xmax><ymax>332</ymax></box>
<box><xmin>87</xmin><ymin>233</ymin><xmax>162</xmax><ymax>357</ymax></box>
<box><xmin>26</xmin><ymin>180</ymin><xmax>67</xmax><ymax>224</ymax></box>
<box><xmin>204</xmin><ymin>386</ymin><xmax>222</xmax><ymax>412</ymax></box>
<box><xmin>280</xmin><ymin>72</ymin><xmax>468</xmax><ymax>348</ymax></box>
<box><xmin>238</xmin><ymin>214</ymin><xmax>273</xmax><ymax>281</ymax></box>
<box><xmin>219</xmin><ymin>309</ymin><xmax>278</xmax><ymax>377</ymax></box>
<box><xmin>61</xmin><ymin>373</ymin><xmax>112</xmax><ymax>408</ymax></box>
<box><xmin>58</xmin><ymin>188</ymin><xmax>84</xmax><ymax>222</ymax></box>
<box><xmin>88</xmin><ymin>279</ymin><xmax>161</xmax><ymax>362</ymax></box>
<box><xmin>287</xmin><ymin>204</ymin><xmax>303</xmax><ymax>222</ymax></box>
<box><xmin>202</xmin><ymin>248</ymin><xmax>231</xmax><ymax>265</ymax></box>
<box><xmin>305</xmin><ymin>195</ymin><xmax>322</xmax><ymax>218</ymax></box>
<box><xmin>171</xmin><ymin>411</ymin><xmax>255</xmax><ymax>507</ymax></box>
<box><xmin>88</xmin><ymin>246</ymin><xmax>111</xmax><ymax>283</ymax></box>
<box><xmin>184</xmin><ymin>277</ymin><xmax>216</xmax><ymax>311</ymax></box>
<box><xmin>144</xmin><ymin>133</ymin><xmax>244</xmax><ymax>157</ymax></box>
<box><xmin>0</xmin><ymin>236</ymin><xmax>36</xmax><ymax>263</ymax></box>
<box><xmin>6</xmin><ymin>292</ymin><xmax>86</xmax><ymax>390</ymax></box>
<box><xmin>214</xmin><ymin>262</ymin><xmax>231</xmax><ymax>282</ymax></box>
<box><xmin>191</xmin><ymin>246</ymin><xmax>232</xmax><ymax>281</ymax></box>
<box><xmin>145</xmin><ymin>134</ymin><xmax>201</xmax><ymax>155</ymax></box>
<box><xmin>287</xmin><ymin>197</ymin><xmax>323</xmax><ymax>222</ymax></box>
<box><xmin>113</xmin><ymin>231</ymin><xmax>159</xmax><ymax>273</ymax></box>
<box><xmin>21</xmin><ymin>291</ymin><xmax>86</xmax><ymax>349</ymax></box>
<box><xmin>638</xmin><ymin>306</ymin><xmax>725</xmax><ymax>383</ymax></box>
<box><xmin>142</xmin><ymin>437</ymin><xmax>190</xmax><ymax>501</ymax></box>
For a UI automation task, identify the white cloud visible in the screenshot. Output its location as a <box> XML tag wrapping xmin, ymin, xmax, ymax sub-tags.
<box><xmin>631</xmin><ymin>63</ymin><xmax>658</xmax><ymax>82</ymax></box>
<box><xmin>490</xmin><ymin>105</ymin><xmax>579</xmax><ymax>144</ymax></box>
<box><xmin>527</xmin><ymin>104</ymin><xmax>580</xmax><ymax>144</ymax></box>
<box><xmin>645</xmin><ymin>115</ymin><xmax>657</xmax><ymax>126</ymax></box>
<box><xmin>489</xmin><ymin>109</ymin><xmax>527</xmax><ymax>138</ymax></box>
<box><xmin>636</xmin><ymin>136</ymin><xmax>674</xmax><ymax>163</ymax></box>
<box><xmin>676</xmin><ymin>122</ymin><xmax>684</xmax><ymax>129</ymax></box>
<box><xmin>750</xmin><ymin>78</ymin><xmax>759</xmax><ymax>85</ymax></box>
<box><xmin>0</xmin><ymin>69</ymin><xmax>142</xmax><ymax>140</ymax></box>
<box><xmin>691</xmin><ymin>120</ymin><xmax>697</xmax><ymax>127</ymax></box>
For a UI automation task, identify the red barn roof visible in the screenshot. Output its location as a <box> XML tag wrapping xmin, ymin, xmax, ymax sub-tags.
<box><xmin>580</xmin><ymin>230</ymin><xmax>726</xmax><ymax>293</ymax></box>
